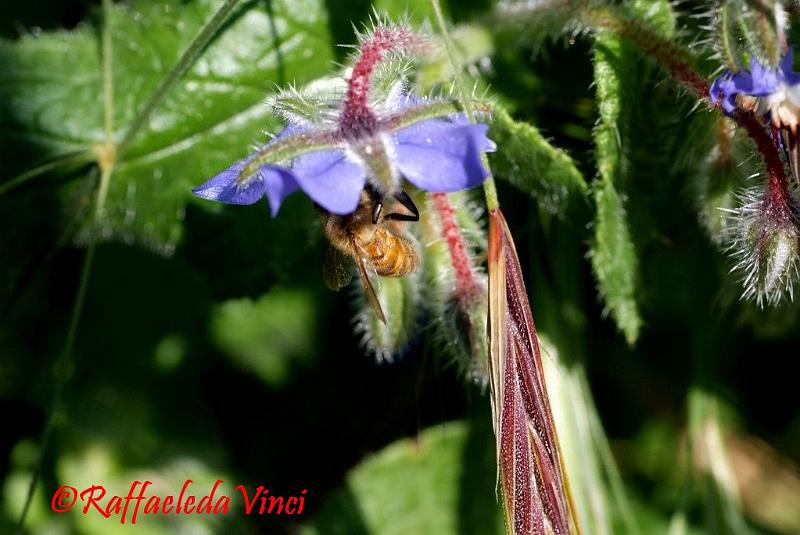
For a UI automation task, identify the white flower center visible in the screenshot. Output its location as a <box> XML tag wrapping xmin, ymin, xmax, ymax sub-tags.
<box><xmin>763</xmin><ymin>83</ymin><xmax>800</xmax><ymax>132</ymax></box>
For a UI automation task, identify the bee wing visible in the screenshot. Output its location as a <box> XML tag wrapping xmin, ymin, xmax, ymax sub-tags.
<box><xmin>322</xmin><ymin>245</ymin><xmax>354</xmax><ymax>291</ymax></box>
<box><xmin>355</xmin><ymin>258</ymin><xmax>387</xmax><ymax>325</ymax></box>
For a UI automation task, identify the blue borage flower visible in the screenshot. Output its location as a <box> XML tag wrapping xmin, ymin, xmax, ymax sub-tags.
<box><xmin>709</xmin><ymin>71</ymin><xmax>749</xmax><ymax>116</ymax></box>
<box><xmin>711</xmin><ymin>49</ymin><xmax>800</xmax><ymax>182</ymax></box>
<box><xmin>710</xmin><ymin>50</ymin><xmax>800</xmax><ymax>132</ymax></box>
<box><xmin>192</xmin><ymin>24</ymin><xmax>496</xmax><ymax>216</ymax></box>
<box><xmin>710</xmin><ymin>49</ymin><xmax>800</xmax><ymax>305</ymax></box>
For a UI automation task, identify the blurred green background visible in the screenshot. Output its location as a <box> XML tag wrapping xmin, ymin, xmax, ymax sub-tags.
<box><xmin>1</xmin><ymin>0</ymin><xmax>799</xmax><ymax>533</ymax></box>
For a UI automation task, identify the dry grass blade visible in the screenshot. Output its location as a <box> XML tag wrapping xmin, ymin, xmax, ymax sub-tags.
<box><xmin>488</xmin><ymin>208</ymin><xmax>580</xmax><ymax>535</ymax></box>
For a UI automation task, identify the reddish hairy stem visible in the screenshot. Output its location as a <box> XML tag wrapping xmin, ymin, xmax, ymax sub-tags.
<box><xmin>734</xmin><ymin>112</ymin><xmax>791</xmax><ymax>205</ymax></box>
<box><xmin>597</xmin><ymin>12</ymin><xmax>791</xmax><ymax>204</ymax></box>
<box><xmin>339</xmin><ymin>26</ymin><xmax>416</xmax><ymax>138</ymax></box>
<box><xmin>597</xmin><ymin>15</ymin><xmax>709</xmax><ymax>97</ymax></box>
<box><xmin>431</xmin><ymin>192</ymin><xmax>480</xmax><ymax>298</ymax></box>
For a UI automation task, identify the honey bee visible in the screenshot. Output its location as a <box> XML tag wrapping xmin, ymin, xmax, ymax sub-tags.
<box><xmin>321</xmin><ymin>186</ymin><xmax>420</xmax><ymax>324</ymax></box>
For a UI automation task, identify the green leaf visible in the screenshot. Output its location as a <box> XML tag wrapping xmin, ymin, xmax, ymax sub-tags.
<box><xmin>488</xmin><ymin>106</ymin><xmax>587</xmax><ymax>215</ymax></box>
<box><xmin>590</xmin><ymin>175</ymin><xmax>641</xmax><ymax>345</ymax></box>
<box><xmin>715</xmin><ymin>0</ymin><xmax>742</xmax><ymax>71</ymax></box>
<box><xmin>590</xmin><ymin>0</ymin><xmax>674</xmax><ymax>343</ymax></box>
<box><xmin>304</xmin><ymin>421</ymin><xmax>504</xmax><ymax>535</ymax></box>
<box><xmin>0</xmin><ymin>0</ymin><xmax>334</xmax><ymax>254</ymax></box>
<box><xmin>591</xmin><ymin>10</ymin><xmax>638</xmax><ymax>346</ymax></box>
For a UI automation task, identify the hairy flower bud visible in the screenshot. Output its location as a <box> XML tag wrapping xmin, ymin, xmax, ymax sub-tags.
<box><xmin>420</xmin><ymin>192</ymin><xmax>489</xmax><ymax>382</ymax></box>
<box><xmin>440</xmin><ymin>286</ymin><xmax>489</xmax><ymax>384</ymax></box>
<box><xmin>728</xmin><ymin>188</ymin><xmax>800</xmax><ymax>306</ymax></box>
<box><xmin>354</xmin><ymin>270</ymin><xmax>421</xmax><ymax>362</ymax></box>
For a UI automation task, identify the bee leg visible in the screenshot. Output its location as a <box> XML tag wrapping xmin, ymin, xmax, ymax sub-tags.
<box><xmin>372</xmin><ymin>200</ymin><xmax>383</xmax><ymax>225</ymax></box>
<box><xmin>384</xmin><ymin>189</ymin><xmax>420</xmax><ymax>222</ymax></box>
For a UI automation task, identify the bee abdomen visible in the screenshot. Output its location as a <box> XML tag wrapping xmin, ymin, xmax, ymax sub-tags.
<box><xmin>368</xmin><ymin>230</ymin><xmax>418</xmax><ymax>277</ymax></box>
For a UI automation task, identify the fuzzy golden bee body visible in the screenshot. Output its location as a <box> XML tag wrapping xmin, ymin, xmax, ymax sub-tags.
<box><xmin>321</xmin><ymin>187</ymin><xmax>420</xmax><ymax>323</ymax></box>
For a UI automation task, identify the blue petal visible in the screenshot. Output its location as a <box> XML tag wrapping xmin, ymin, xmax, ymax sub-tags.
<box><xmin>749</xmin><ymin>56</ymin><xmax>782</xmax><ymax>95</ymax></box>
<box><xmin>291</xmin><ymin>149</ymin><xmax>366</xmax><ymax>214</ymax></box>
<box><xmin>710</xmin><ymin>74</ymin><xmax>738</xmax><ymax>116</ymax></box>
<box><xmin>393</xmin><ymin>119</ymin><xmax>496</xmax><ymax>192</ymax></box>
<box><xmin>780</xmin><ymin>49</ymin><xmax>800</xmax><ymax>85</ymax></box>
<box><xmin>192</xmin><ymin>158</ymin><xmax>300</xmax><ymax>216</ymax></box>
<box><xmin>193</xmin><ymin>125</ymin><xmax>308</xmax><ymax>216</ymax></box>
<box><xmin>729</xmin><ymin>70</ymin><xmax>754</xmax><ymax>93</ymax></box>
<box><xmin>710</xmin><ymin>68</ymin><xmax>757</xmax><ymax>116</ymax></box>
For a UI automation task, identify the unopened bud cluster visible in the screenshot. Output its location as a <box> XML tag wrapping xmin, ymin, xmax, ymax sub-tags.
<box><xmin>727</xmin><ymin>187</ymin><xmax>800</xmax><ymax>306</ymax></box>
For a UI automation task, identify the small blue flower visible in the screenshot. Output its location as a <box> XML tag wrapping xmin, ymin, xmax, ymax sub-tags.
<box><xmin>710</xmin><ymin>50</ymin><xmax>800</xmax><ymax>129</ymax></box>
<box><xmin>710</xmin><ymin>70</ymin><xmax>751</xmax><ymax>115</ymax></box>
<box><xmin>192</xmin><ymin>100</ymin><xmax>495</xmax><ymax>216</ymax></box>
<box><xmin>193</xmin><ymin>23</ymin><xmax>496</xmax><ymax>217</ymax></box>
<box><xmin>750</xmin><ymin>51</ymin><xmax>800</xmax><ymax>94</ymax></box>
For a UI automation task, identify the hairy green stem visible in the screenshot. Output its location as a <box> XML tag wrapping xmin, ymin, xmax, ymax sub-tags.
<box><xmin>96</xmin><ymin>0</ymin><xmax>116</xmax><ymax>220</ymax></box>
<box><xmin>381</xmin><ymin>99</ymin><xmax>493</xmax><ymax>131</ymax></box>
<box><xmin>717</xmin><ymin>0</ymin><xmax>740</xmax><ymax>71</ymax></box>
<box><xmin>15</xmin><ymin>2</ymin><xmax>121</xmax><ymax>528</ymax></box>
<box><xmin>239</xmin><ymin>131</ymin><xmax>340</xmax><ymax>181</ymax></box>
<box><xmin>586</xmin><ymin>6</ymin><xmax>709</xmax><ymax>97</ymax></box>
<box><xmin>116</xmin><ymin>0</ymin><xmax>242</xmax><ymax>157</ymax></box>
<box><xmin>0</xmin><ymin>151</ymin><xmax>92</xmax><ymax>196</ymax></box>
<box><xmin>94</xmin><ymin>166</ymin><xmax>114</xmax><ymax>224</ymax></box>
<box><xmin>16</xmin><ymin>240</ymin><xmax>96</xmax><ymax>534</ymax></box>
<box><xmin>430</xmin><ymin>0</ymin><xmax>499</xmax><ymax>211</ymax></box>
<box><xmin>102</xmin><ymin>0</ymin><xmax>114</xmax><ymax>143</ymax></box>
<box><xmin>740</xmin><ymin>0</ymin><xmax>779</xmax><ymax>65</ymax></box>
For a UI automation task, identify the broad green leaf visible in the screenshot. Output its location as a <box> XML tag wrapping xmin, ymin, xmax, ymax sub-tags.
<box><xmin>304</xmin><ymin>421</ymin><xmax>504</xmax><ymax>535</ymax></box>
<box><xmin>0</xmin><ymin>0</ymin><xmax>334</xmax><ymax>255</ymax></box>
<box><xmin>0</xmin><ymin>31</ymin><xmax>97</xmax><ymax>167</ymax></box>
<box><xmin>591</xmin><ymin>0</ymin><xmax>673</xmax><ymax>343</ymax></box>
<box><xmin>488</xmin><ymin>107</ymin><xmax>587</xmax><ymax>215</ymax></box>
